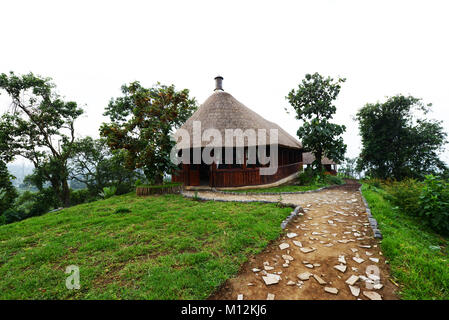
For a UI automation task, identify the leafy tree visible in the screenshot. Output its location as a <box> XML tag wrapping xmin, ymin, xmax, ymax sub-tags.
<box><xmin>356</xmin><ymin>95</ymin><xmax>447</xmax><ymax>180</ymax></box>
<box><xmin>69</xmin><ymin>137</ymin><xmax>143</xmax><ymax>195</ymax></box>
<box><xmin>0</xmin><ymin>160</ymin><xmax>18</xmax><ymax>216</ymax></box>
<box><xmin>286</xmin><ymin>73</ymin><xmax>347</xmax><ymax>171</ymax></box>
<box><xmin>340</xmin><ymin>157</ymin><xmax>359</xmax><ymax>178</ymax></box>
<box><xmin>0</xmin><ymin>72</ymin><xmax>83</xmax><ymax>206</ymax></box>
<box><xmin>100</xmin><ymin>82</ymin><xmax>197</xmax><ymax>184</ymax></box>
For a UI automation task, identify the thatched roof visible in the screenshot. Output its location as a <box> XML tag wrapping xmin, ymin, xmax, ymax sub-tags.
<box><xmin>302</xmin><ymin>152</ymin><xmax>336</xmax><ymax>165</ymax></box>
<box><xmin>174</xmin><ymin>90</ymin><xmax>302</xmax><ymax>150</ymax></box>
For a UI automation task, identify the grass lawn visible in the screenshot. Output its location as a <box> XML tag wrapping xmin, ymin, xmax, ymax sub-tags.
<box><xmin>361</xmin><ymin>184</ymin><xmax>449</xmax><ymax>300</ymax></box>
<box><xmin>0</xmin><ymin>193</ymin><xmax>291</xmax><ymax>299</ymax></box>
<box><xmin>223</xmin><ymin>183</ymin><xmax>328</xmax><ymax>194</ymax></box>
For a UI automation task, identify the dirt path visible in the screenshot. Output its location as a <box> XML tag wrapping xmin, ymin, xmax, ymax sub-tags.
<box><xmin>185</xmin><ymin>183</ymin><xmax>399</xmax><ymax>300</ymax></box>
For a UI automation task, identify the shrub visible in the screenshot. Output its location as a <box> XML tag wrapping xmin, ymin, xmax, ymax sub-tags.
<box><xmin>297</xmin><ymin>168</ymin><xmax>316</xmax><ymax>185</ymax></box>
<box><xmin>418</xmin><ymin>175</ymin><xmax>449</xmax><ymax>235</ymax></box>
<box><xmin>101</xmin><ymin>186</ymin><xmax>117</xmax><ymax>199</ymax></box>
<box><xmin>384</xmin><ymin>179</ymin><xmax>423</xmax><ymax>217</ymax></box>
<box><xmin>322</xmin><ymin>175</ymin><xmax>343</xmax><ymax>185</ymax></box>
<box><xmin>70</xmin><ymin>189</ymin><xmax>94</xmax><ymax>206</ymax></box>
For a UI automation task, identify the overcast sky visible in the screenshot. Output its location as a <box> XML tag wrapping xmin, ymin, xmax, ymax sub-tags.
<box><xmin>1</xmin><ymin>0</ymin><xmax>448</xmax><ymax>165</ymax></box>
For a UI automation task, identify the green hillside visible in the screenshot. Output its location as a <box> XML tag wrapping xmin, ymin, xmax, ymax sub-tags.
<box><xmin>0</xmin><ymin>193</ymin><xmax>291</xmax><ymax>299</ymax></box>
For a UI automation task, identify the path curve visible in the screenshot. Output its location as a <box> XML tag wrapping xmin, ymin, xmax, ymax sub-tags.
<box><xmin>185</xmin><ymin>183</ymin><xmax>399</xmax><ymax>300</ymax></box>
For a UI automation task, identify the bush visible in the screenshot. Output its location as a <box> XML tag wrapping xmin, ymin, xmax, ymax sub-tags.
<box><xmin>418</xmin><ymin>175</ymin><xmax>449</xmax><ymax>235</ymax></box>
<box><xmin>116</xmin><ymin>183</ymin><xmax>134</xmax><ymax>195</ymax></box>
<box><xmin>322</xmin><ymin>175</ymin><xmax>344</xmax><ymax>185</ymax></box>
<box><xmin>70</xmin><ymin>189</ymin><xmax>95</xmax><ymax>206</ymax></box>
<box><xmin>384</xmin><ymin>179</ymin><xmax>423</xmax><ymax>217</ymax></box>
<box><xmin>101</xmin><ymin>186</ymin><xmax>117</xmax><ymax>199</ymax></box>
<box><xmin>297</xmin><ymin>168</ymin><xmax>316</xmax><ymax>186</ymax></box>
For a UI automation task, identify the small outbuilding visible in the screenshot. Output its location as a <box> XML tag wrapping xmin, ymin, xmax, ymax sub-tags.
<box><xmin>302</xmin><ymin>152</ymin><xmax>337</xmax><ymax>175</ymax></box>
<box><xmin>172</xmin><ymin>77</ymin><xmax>303</xmax><ymax>188</ymax></box>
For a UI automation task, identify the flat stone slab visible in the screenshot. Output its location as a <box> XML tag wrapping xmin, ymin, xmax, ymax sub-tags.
<box><xmin>334</xmin><ymin>264</ymin><xmax>347</xmax><ymax>273</ymax></box>
<box><xmin>266</xmin><ymin>293</ymin><xmax>275</xmax><ymax>300</ymax></box>
<box><xmin>363</xmin><ymin>291</ymin><xmax>382</xmax><ymax>300</ymax></box>
<box><xmin>313</xmin><ymin>274</ymin><xmax>327</xmax><ymax>285</ymax></box>
<box><xmin>349</xmin><ymin>285</ymin><xmax>360</xmax><ymax>297</ymax></box>
<box><xmin>353</xmin><ymin>257</ymin><xmax>365</xmax><ymax>264</ymax></box>
<box><xmin>282</xmin><ymin>254</ymin><xmax>294</xmax><ymax>261</ymax></box>
<box><xmin>279</xmin><ymin>243</ymin><xmax>290</xmax><ymax>250</ymax></box>
<box><xmin>299</xmin><ymin>247</ymin><xmax>316</xmax><ymax>253</ymax></box>
<box><xmin>262</xmin><ymin>274</ymin><xmax>281</xmax><ymax>285</ymax></box>
<box><xmin>292</xmin><ymin>240</ymin><xmax>303</xmax><ymax>247</ymax></box>
<box><xmin>324</xmin><ymin>287</ymin><xmax>339</xmax><ymax>295</ymax></box>
<box><xmin>345</xmin><ymin>275</ymin><xmax>360</xmax><ymax>286</ymax></box>
<box><xmin>298</xmin><ymin>272</ymin><xmax>312</xmax><ymax>281</ymax></box>
<box><xmin>286</xmin><ymin>233</ymin><xmax>298</xmax><ymax>238</ymax></box>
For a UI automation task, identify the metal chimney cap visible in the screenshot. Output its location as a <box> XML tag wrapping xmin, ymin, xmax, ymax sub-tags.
<box><xmin>214</xmin><ymin>76</ymin><xmax>224</xmax><ymax>91</ymax></box>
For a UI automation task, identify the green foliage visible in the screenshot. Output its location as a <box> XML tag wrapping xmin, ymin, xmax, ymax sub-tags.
<box><xmin>70</xmin><ymin>189</ymin><xmax>95</xmax><ymax>206</ymax></box>
<box><xmin>339</xmin><ymin>157</ymin><xmax>360</xmax><ymax>178</ymax></box>
<box><xmin>69</xmin><ymin>137</ymin><xmax>143</xmax><ymax>197</ymax></box>
<box><xmin>361</xmin><ymin>184</ymin><xmax>448</xmax><ymax>299</ymax></box>
<box><xmin>356</xmin><ymin>95</ymin><xmax>448</xmax><ymax>180</ymax></box>
<box><xmin>297</xmin><ymin>168</ymin><xmax>316</xmax><ymax>185</ymax></box>
<box><xmin>323</xmin><ymin>174</ymin><xmax>343</xmax><ymax>185</ymax></box>
<box><xmin>418</xmin><ymin>175</ymin><xmax>449</xmax><ymax>235</ymax></box>
<box><xmin>1</xmin><ymin>188</ymin><xmax>58</xmax><ymax>225</ymax></box>
<box><xmin>378</xmin><ymin>176</ymin><xmax>449</xmax><ymax>236</ymax></box>
<box><xmin>286</xmin><ymin>73</ymin><xmax>347</xmax><ymax>171</ymax></box>
<box><xmin>100</xmin><ymin>82</ymin><xmax>197</xmax><ymax>184</ymax></box>
<box><xmin>0</xmin><ymin>72</ymin><xmax>84</xmax><ymax>206</ymax></box>
<box><xmin>383</xmin><ymin>179</ymin><xmax>423</xmax><ymax>217</ymax></box>
<box><xmin>297</xmin><ymin>167</ymin><xmax>343</xmax><ymax>186</ymax></box>
<box><xmin>101</xmin><ymin>186</ymin><xmax>117</xmax><ymax>199</ymax></box>
<box><xmin>0</xmin><ymin>160</ymin><xmax>18</xmax><ymax>215</ymax></box>
<box><xmin>0</xmin><ymin>193</ymin><xmax>290</xmax><ymax>299</ymax></box>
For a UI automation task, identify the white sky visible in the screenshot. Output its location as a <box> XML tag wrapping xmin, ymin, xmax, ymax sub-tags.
<box><xmin>1</xmin><ymin>0</ymin><xmax>448</xmax><ymax>165</ymax></box>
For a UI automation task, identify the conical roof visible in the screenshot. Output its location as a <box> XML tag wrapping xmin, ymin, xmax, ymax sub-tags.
<box><xmin>174</xmin><ymin>90</ymin><xmax>302</xmax><ymax>150</ymax></box>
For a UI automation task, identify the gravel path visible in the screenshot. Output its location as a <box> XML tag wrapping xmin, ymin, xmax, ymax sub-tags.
<box><xmin>186</xmin><ymin>183</ymin><xmax>399</xmax><ymax>300</ymax></box>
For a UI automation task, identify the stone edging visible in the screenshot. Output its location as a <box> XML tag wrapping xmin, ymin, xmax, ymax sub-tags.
<box><xmin>211</xmin><ymin>184</ymin><xmax>343</xmax><ymax>196</ymax></box>
<box><xmin>359</xmin><ymin>186</ymin><xmax>383</xmax><ymax>239</ymax></box>
<box><xmin>181</xmin><ymin>192</ymin><xmax>304</xmax><ymax>230</ymax></box>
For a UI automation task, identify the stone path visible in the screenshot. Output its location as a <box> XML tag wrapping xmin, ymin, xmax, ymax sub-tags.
<box><xmin>185</xmin><ymin>183</ymin><xmax>398</xmax><ymax>300</ymax></box>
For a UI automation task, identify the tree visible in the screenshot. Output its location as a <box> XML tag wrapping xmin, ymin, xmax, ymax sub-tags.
<box><xmin>286</xmin><ymin>73</ymin><xmax>347</xmax><ymax>172</ymax></box>
<box><xmin>69</xmin><ymin>137</ymin><xmax>143</xmax><ymax>195</ymax></box>
<box><xmin>0</xmin><ymin>72</ymin><xmax>83</xmax><ymax>206</ymax></box>
<box><xmin>100</xmin><ymin>82</ymin><xmax>197</xmax><ymax>184</ymax></box>
<box><xmin>340</xmin><ymin>157</ymin><xmax>359</xmax><ymax>178</ymax></box>
<box><xmin>0</xmin><ymin>160</ymin><xmax>18</xmax><ymax>216</ymax></box>
<box><xmin>356</xmin><ymin>95</ymin><xmax>447</xmax><ymax>180</ymax></box>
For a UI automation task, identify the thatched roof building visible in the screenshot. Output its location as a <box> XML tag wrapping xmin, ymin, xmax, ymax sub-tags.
<box><xmin>302</xmin><ymin>152</ymin><xmax>336</xmax><ymax>165</ymax></box>
<box><xmin>175</xmin><ymin>89</ymin><xmax>302</xmax><ymax>149</ymax></box>
<box><xmin>172</xmin><ymin>76</ymin><xmax>304</xmax><ymax>188</ymax></box>
<box><xmin>302</xmin><ymin>152</ymin><xmax>338</xmax><ymax>174</ymax></box>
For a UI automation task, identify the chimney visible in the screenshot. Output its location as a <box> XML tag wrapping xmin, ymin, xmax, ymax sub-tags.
<box><xmin>214</xmin><ymin>76</ymin><xmax>223</xmax><ymax>91</ymax></box>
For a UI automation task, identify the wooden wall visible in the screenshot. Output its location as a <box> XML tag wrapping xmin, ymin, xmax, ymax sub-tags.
<box><xmin>172</xmin><ymin>146</ymin><xmax>303</xmax><ymax>187</ymax></box>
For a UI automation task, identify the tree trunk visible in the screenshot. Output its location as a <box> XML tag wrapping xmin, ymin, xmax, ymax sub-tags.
<box><xmin>154</xmin><ymin>174</ymin><xmax>163</xmax><ymax>185</ymax></box>
<box><xmin>61</xmin><ymin>179</ymin><xmax>71</xmax><ymax>207</ymax></box>
<box><xmin>315</xmin><ymin>149</ymin><xmax>323</xmax><ymax>173</ymax></box>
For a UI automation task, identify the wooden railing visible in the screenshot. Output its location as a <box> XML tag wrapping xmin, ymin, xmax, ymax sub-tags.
<box><xmin>211</xmin><ymin>162</ymin><xmax>302</xmax><ymax>187</ymax></box>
